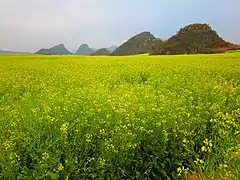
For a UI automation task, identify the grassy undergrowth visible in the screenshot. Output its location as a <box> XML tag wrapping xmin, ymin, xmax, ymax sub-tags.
<box><xmin>0</xmin><ymin>53</ymin><xmax>240</xmax><ymax>179</ymax></box>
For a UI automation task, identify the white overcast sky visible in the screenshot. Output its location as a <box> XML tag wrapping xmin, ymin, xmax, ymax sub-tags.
<box><xmin>0</xmin><ymin>0</ymin><xmax>239</xmax><ymax>52</ymax></box>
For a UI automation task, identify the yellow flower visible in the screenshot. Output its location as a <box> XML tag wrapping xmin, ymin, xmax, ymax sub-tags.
<box><xmin>58</xmin><ymin>163</ymin><xmax>64</xmax><ymax>171</ymax></box>
<box><xmin>31</xmin><ymin>108</ymin><xmax>37</xmax><ymax>113</ymax></box>
<box><xmin>223</xmin><ymin>164</ymin><xmax>228</xmax><ymax>168</ymax></box>
<box><xmin>201</xmin><ymin>146</ymin><xmax>206</xmax><ymax>152</ymax></box>
<box><xmin>42</xmin><ymin>152</ymin><xmax>49</xmax><ymax>160</ymax></box>
<box><xmin>100</xmin><ymin>129</ymin><xmax>105</xmax><ymax>135</ymax></box>
<box><xmin>60</xmin><ymin>122</ymin><xmax>69</xmax><ymax>136</ymax></box>
<box><xmin>183</xmin><ymin>138</ymin><xmax>189</xmax><ymax>144</ymax></box>
<box><xmin>177</xmin><ymin>167</ymin><xmax>182</xmax><ymax>173</ymax></box>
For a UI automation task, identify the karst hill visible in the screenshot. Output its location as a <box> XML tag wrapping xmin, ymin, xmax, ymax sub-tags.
<box><xmin>112</xmin><ymin>31</ymin><xmax>162</xmax><ymax>56</ymax></box>
<box><xmin>150</xmin><ymin>23</ymin><xmax>240</xmax><ymax>55</ymax></box>
<box><xmin>35</xmin><ymin>44</ymin><xmax>72</xmax><ymax>55</ymax></box>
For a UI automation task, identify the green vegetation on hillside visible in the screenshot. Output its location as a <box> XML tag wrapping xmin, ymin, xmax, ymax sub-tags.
<box><xmin>0</xmin><ymin>54</ymin><xmax>240</xmax><ymax>179</ymax></box>
<box><xmin>112</xmin><ymin>31</ymin><xmax>162</xmax><ymax>56</ymax></box>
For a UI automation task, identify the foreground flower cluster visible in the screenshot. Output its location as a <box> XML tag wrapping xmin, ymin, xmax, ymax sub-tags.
<box><xmin>0</xmin><ymin>53</ymin><xmax>240</xmax><ymax>179</ymax></box>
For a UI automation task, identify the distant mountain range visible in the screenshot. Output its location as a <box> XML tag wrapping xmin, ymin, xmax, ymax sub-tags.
<box><xmin>35</xmin><ymin>44</ymin><xmax>117</xmax><ymax>55</ymax></box>
<box><xmin>4</xmin><ymin>23</ymin><xmax>240</xmax><ymax>56</ymax></box>
<box><xmin>0</xmin><ymin>49</ymin><xmax>30</xmax><ymax>54</ymax></box>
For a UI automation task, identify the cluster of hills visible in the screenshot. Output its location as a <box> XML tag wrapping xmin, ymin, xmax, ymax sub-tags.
<box><xmin>35</xmin><ymin>44</ymin><xmax>117</xmax><ymax>56</ymax></box>
<box><xmin>35</xmin><ymin>23</ymin><xmax>240</xmax><ymax>56</ymax></box>
<box><xmin>1</xmin><ymin>23</ymin><xmax>240</xmax><ymax>56</ymax></box>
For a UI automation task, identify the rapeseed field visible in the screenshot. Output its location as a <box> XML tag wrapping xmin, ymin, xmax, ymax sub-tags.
<box><xmin>0</xmin><ymin>53</ymin><xmax>240</xmax><ymax>179</ymax></box>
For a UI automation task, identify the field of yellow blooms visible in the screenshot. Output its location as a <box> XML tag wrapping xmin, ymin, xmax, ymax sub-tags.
<box><xmin>0</xmin><ymin>53</ymin><xmax>240</xmax><ymax>179</ymax></box>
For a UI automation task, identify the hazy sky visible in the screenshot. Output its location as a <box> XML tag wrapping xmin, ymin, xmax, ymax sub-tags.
<box><xmin>0</xmin><ymin>0</ymin><xmax>239</xmax><ymax>52</ymax></box>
